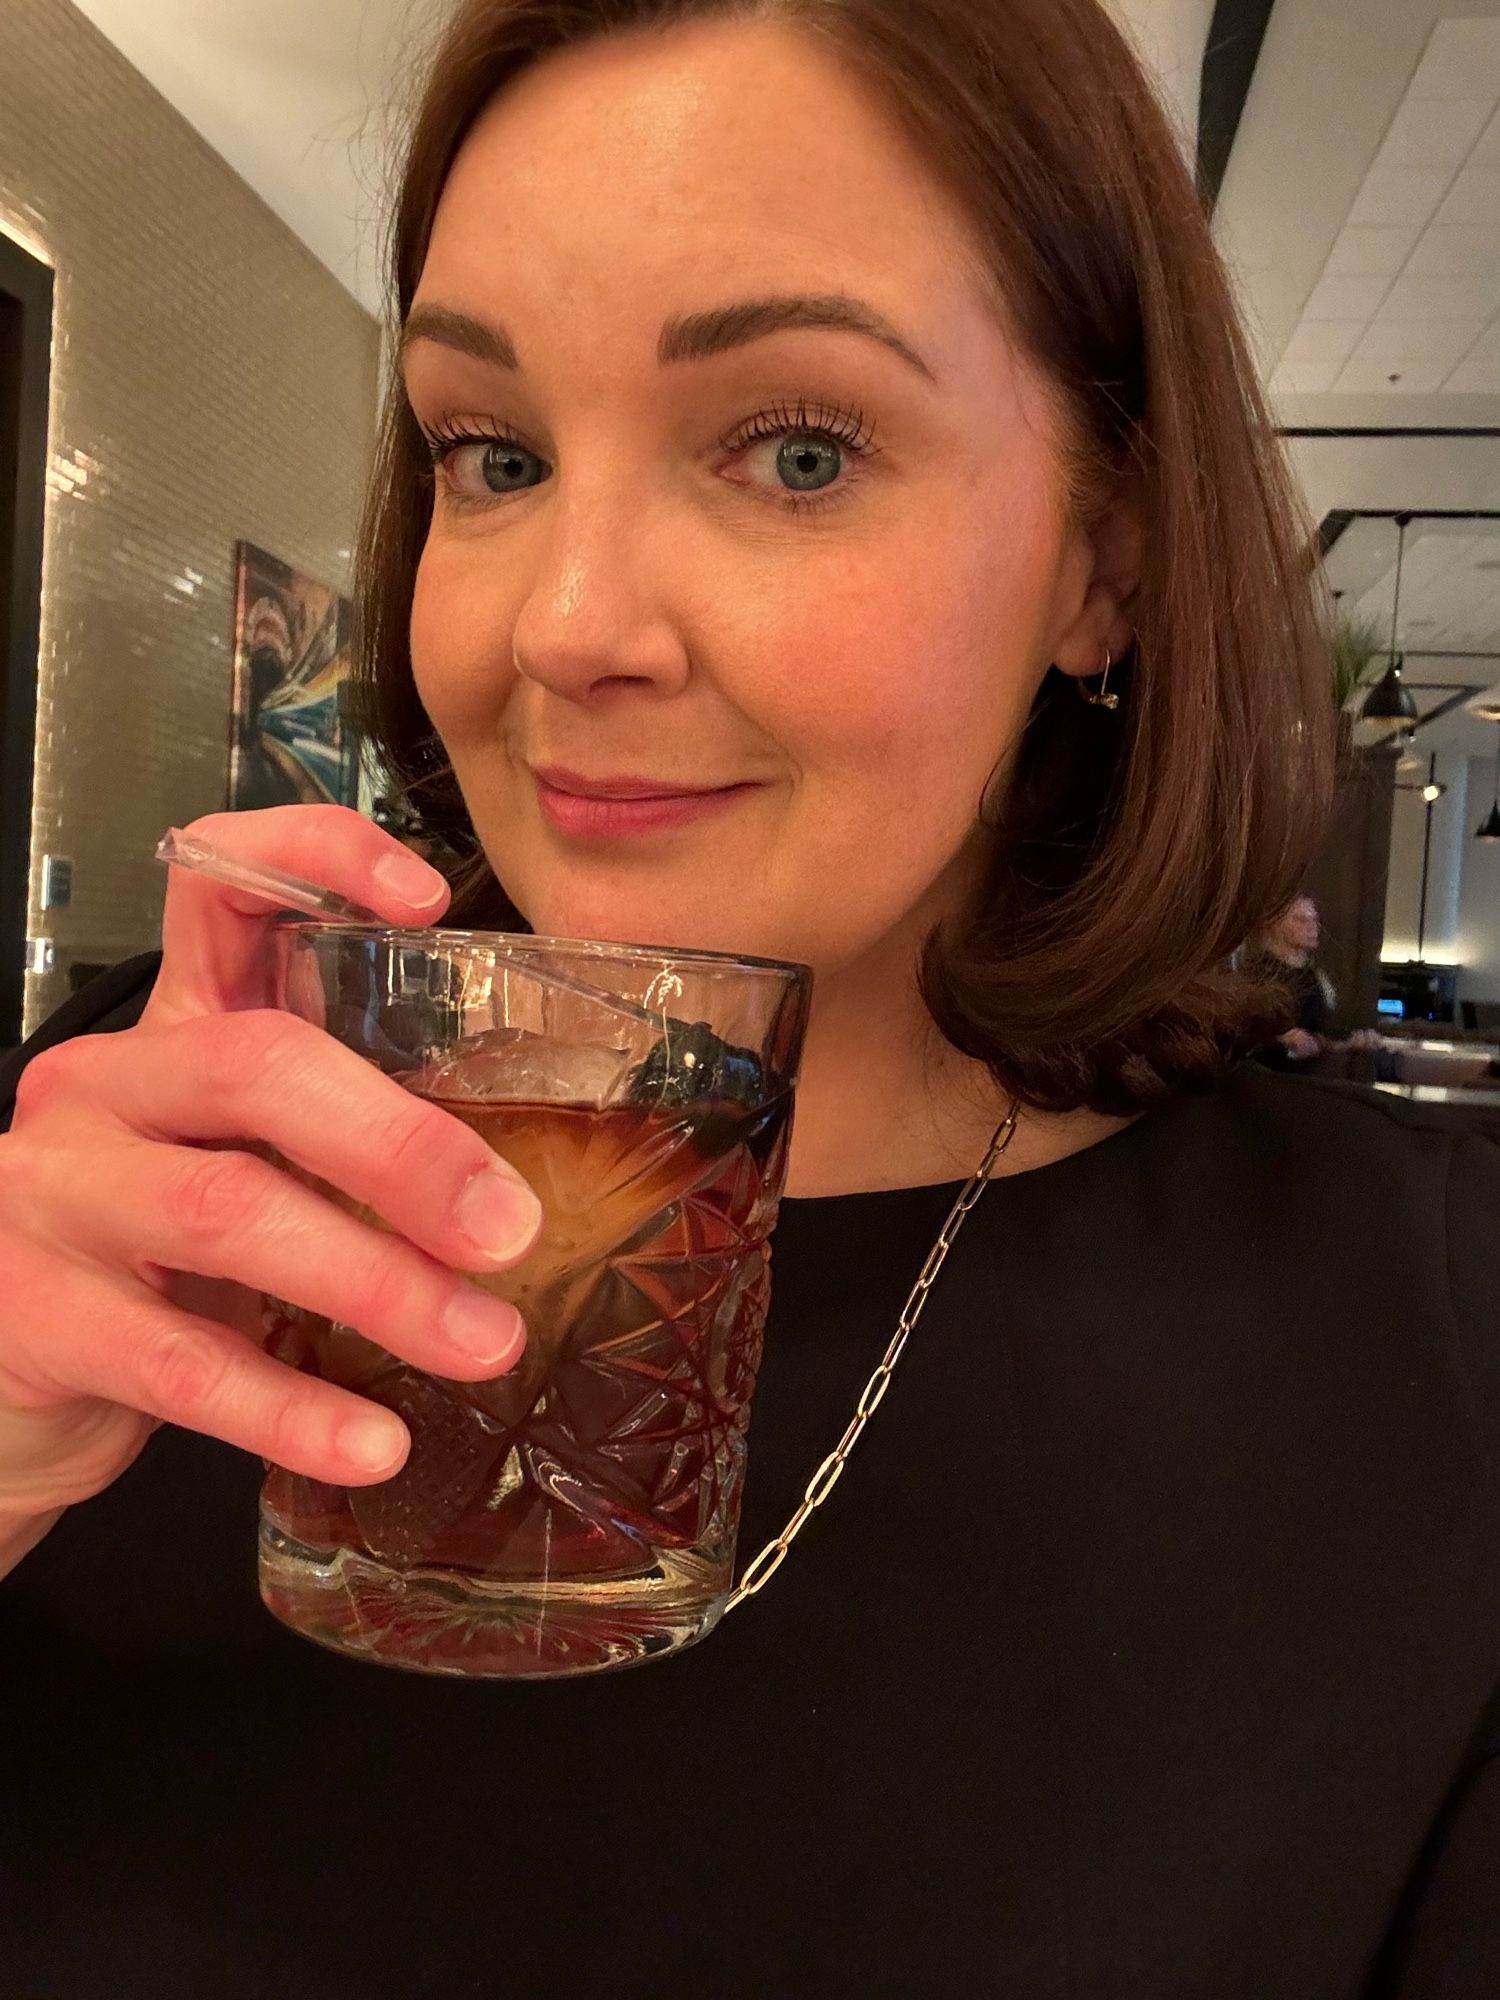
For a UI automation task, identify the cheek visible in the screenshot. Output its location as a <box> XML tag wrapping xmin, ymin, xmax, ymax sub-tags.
<box><xmin>759</xmin><ymin>518</ymin><xmax>1056</xmax><ymax>849</ymax></box>
<box><xmin>410</xmin><ymin>542</ymin><xmax>515</xmax><ymax>732</ymax></box>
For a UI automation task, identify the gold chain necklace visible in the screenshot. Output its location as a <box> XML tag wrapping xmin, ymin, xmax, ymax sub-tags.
<box><xmin>723</xmin><ymin>1098</ymin><xmax>1021</xmax><ymax>1613</ymax></box>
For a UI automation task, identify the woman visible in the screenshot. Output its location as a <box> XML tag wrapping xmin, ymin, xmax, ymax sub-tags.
<box><xmin>1</xmin><ymin>3</ymin><xmax>1496</xmax><ymax>1994</ymax></box>
<box><xmin>1247</xmin><ymin>892</ymin><xmax>1338</xmax><ymax>1064</ymax></box>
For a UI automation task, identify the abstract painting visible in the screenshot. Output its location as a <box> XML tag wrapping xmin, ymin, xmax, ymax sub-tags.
<box><xmin>228</xmin><ymin>540</ymin><xmax>360</xmax><ymax>812</ymax></box>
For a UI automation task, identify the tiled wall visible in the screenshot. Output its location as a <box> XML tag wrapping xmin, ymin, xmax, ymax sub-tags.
<box><xmin>0</xmin><ymin>0</ymin><xmax>382</xmax><ymax>1037</ymax></box>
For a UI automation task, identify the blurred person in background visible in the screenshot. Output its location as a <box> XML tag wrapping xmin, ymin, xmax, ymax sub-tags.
<box><xmin>1244</xmin><ymin>892</ymin><xmax>1337</xmax><ymax>1064</ymax></box>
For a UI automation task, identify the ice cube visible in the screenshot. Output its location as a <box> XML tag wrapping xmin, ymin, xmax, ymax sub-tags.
<box><xmin>396</xmin><ymin>1025</ymin><xmax>637</xmax><ymax>1107</ymax></box>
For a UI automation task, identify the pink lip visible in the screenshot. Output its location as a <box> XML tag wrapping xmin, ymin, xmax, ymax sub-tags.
<box><xmin>530</xmin><ymin>767</ymin><xmax>761</xmax><ymax>839</ymax></box>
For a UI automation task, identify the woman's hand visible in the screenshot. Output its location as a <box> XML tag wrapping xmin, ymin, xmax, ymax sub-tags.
<box><xmin>1343</xmin><ymin>1028</ymin><xmax>1386</xmax><ymax>1053</ymax></box>
<box><xmin>1279</xmin><ymin>1028</ymin><xmax>1323</xmax><ymax>1062</ymax></box>
<box><xmin>0</xmin><ymin>806</ymin><xmax>542</xmax><ymax>1543</ymax></box>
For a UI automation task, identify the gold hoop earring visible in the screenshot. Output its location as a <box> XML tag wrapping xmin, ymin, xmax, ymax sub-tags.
<box><xmin>1078</xmin><ymin>644</ymin><xmax>1121</xmax><ymax>711</ymax></box>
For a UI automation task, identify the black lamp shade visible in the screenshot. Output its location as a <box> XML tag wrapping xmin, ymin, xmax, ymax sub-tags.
<box><xmin>1360</xmin><ymin>658</ymin><xmax>1420</xmax><ymax>728</ymax></box>
<box><xmin>1477</xmin><ymin>802</ymin><xmax>1500</xmax><ymax>843</ymax></box>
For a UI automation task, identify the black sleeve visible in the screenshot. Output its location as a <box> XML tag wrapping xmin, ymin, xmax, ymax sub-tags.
<box><xmin>0</xmin><ymin>951</ymin><xmax>163</xmax><ymax>1137</ymax></box>
<box><xmin>1446</xmin><ymin>1133</ymin><xmax>1500</xmax><ymax>1457</ymax></box>
<box><xmin>1298</xmin><ymin>973</ymin><xmax>1332</xmax><ymax>1037</ymax></box>
<box><xmin>1370</xmin><ymin>1681</ymin><xmax>1500</xmax><ymax>1996</ymax></box>
<box><xmin>1368</xmin><ymin>1134</ymin><xmax>1500</xmax><ymax>1996</ymax></box>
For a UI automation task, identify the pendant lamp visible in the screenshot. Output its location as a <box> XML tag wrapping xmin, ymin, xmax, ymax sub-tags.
<box><xmin>1359</xmin><ymin>514</ymin><xmax>1420</xmax><ymax>743</ymax></box>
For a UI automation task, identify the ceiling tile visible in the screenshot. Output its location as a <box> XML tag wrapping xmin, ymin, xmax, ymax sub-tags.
<box><xmin>1409</xmin><ymin>20</ymin><xmax>1500</xmax><ymax>101</ymax></box>
<box><xmin>1404</xmin><ymin>534</ymin><xmax>1468</xmax><ymax>583</ymax></box>
<box><xmin>1381</xmin><ymin>271</ymin><xmax>1500</xmax><ymax>320</ymax></box>
<box><xmin>1457</xmin><ymin>321</ymin><xmax>1500</xmax><ymax>362</ymax></box>
<box><xmin>1302</xmin><ymin>271</ymin><xmax>1394</xmax><ymax>319</ymax></box>
<box><xmin>1441</xmin><ymin>317</ymin><xmax>1500</xmax><ymax>391</ymax></box>
<box><xmin>1271</xmin><ymin>358</ymin><xmax>1345</xmax><ymax>396</ymax></box>
<box><xmin>1447</xmin><ymin>347</ymin><xmax>1500</xmax><ymax>393</ymax></box>
<box><xmin>1473</xmin><ymin>108</ymin><xmax>1500</xmax><ymax>168</ymax></box>
<box><xmin>1324</xmin><ymin>224</ymin><xmax>1426</xmax><ymax>276</ymax></box>
<box><xmin>1433</xmin><ymin>166</ymin><xmax>1500</xmax><ymax>227</ymax></box>
<box><xmin>1351</xmin><ymin>320</ymin><xmax>1477</xmax><ymax>366</ymax></box>
<box><xmin>1377</xmin><ymin>97</ymin><xmax>1495</xmax><ymax>170</ymax></box>
<box><xmin>1333</xmin><ymin>355</ymin><xmax>1449</xmax><ymax>394</ymax></box>
<box><xmin>1346</xmin><ymin>167</ymin><xmax>1457</xmax><ymax>230</ymax></box>
<box><xmin>1405</xmin><ymin>225</ymin><xmax>1500</xmax><ymax>276</ymax></box>
<box><xmin>1282</xmin><ymin>319</ymin><xmax>1367</xmax><ymax>366</ymax></box>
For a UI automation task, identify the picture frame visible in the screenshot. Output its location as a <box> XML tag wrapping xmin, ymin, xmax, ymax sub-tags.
<box><xmin>227</xmin><ymin>539</ymin><xmax>360</xmax><ymax>812</ymax></box>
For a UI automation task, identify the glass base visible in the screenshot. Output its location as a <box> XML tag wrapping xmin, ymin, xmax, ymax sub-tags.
<box><xmin>257</xmin><ymin>1520</ymin><xmax>726</xmax><ymax>1680</ymax></box>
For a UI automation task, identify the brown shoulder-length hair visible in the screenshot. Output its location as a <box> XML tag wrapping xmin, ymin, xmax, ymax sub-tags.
<box><xmin>349</xmin><ymin>0</ymin><xmax>1335</xmax><ymax>1119</ymax></box>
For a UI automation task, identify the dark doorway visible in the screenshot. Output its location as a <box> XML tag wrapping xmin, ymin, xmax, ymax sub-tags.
<box><xmin>0</xmin><ymin>233</ymin><xmax>53</xmax><ymax>1055</ymax></box>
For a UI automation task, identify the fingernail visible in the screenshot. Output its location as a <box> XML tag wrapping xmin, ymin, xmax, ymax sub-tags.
<box><xmin>340</xmin><ymin>1409</ymin><xmax>408</xmax><ymax>1472</ymax></box>
<box><xmin>442</xmin><ymin>1287</ymin><xmax>526</xmax><ymax>1365</ymax></box>
<box><xmin>373</xmin><ymin>852</ymin><xmax>449</xmax><ymax>907</ymax></box>
<box><xmin>457</xmin><ymin>1167</ymin><xmax>543</xmax><ymax>1261</ymax></box>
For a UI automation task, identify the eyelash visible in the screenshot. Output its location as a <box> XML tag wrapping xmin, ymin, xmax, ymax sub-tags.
<box><xmin>417</xmin><ymin>395</ymin><xmax>881</xmax><ymax>519</ymax></box>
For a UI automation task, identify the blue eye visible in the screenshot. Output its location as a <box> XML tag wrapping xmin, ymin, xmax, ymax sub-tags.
<box><xmin>720</xmin><ymin>397</ymin><xmax>881</xmax><ymax>516</ymax></box>
<box><xmin>423</xmin><ymin>429</ymin><xmax>541</xmax><ymax>501</ymax></box>
<box><xmin>419</xmin><ymin>395</ymin><xmax>881</xmax><ymax>519</ymax></box>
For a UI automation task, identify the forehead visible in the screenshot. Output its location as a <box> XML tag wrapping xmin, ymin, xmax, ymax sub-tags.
<box><xmin>418</xmin><ymin>19</ymin><xmax>994</xmax><ymax>360</ymax></box>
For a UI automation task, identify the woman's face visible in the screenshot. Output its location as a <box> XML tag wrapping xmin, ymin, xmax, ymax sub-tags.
<box><xmin>402</xmin><ymin>19</ymin><xmax>1129</xmax><ymax>973</ymax></box>
<box><xmin>1277</xmin><ymin>898</ymin><xmax>1321</xmax><ymax>955</ymax></box>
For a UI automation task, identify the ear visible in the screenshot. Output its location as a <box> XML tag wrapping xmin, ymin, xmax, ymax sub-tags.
<box><xmin>1048</xmin><ymin>478</ymin><xmax>1144</xmax><ymax>682</ymax></box>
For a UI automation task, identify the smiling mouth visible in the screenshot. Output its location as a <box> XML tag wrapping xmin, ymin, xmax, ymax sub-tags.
<box><xmin>530</xmin><ymin>765</ymin><xmax>747</xmax><ymax>801</ymax></box>
<box><xmin>529</xmin><ymin>766</ymin><xmax>762</xmax><ymax>839</ymax></box>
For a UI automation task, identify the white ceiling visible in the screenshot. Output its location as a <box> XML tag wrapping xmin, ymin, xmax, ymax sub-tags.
<box><xmin>1109</xmin><ymin>0</ymin><xmax>1215</xmax><ymax>151</ymax></box>
<box><xmin>1269</xmin><ymin>19</ymin><xmax>1500</xmax><ymax>400</ymax></box>
<box><xmin>1216</xmin><ymin>0</ymin><xmax>1500</xmax><ymax>433</ymax></box>
<box><xmin>69</xmin><ymin>0</ymin><xmax>449</xmax><ymax>314</ymax></box>
<box><xmin>68</xmin><ymin>0</ymin><xmax>1209</xmax><ymax>317</ymax></box>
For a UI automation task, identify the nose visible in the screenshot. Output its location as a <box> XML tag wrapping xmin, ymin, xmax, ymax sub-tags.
<box><xmin>508</xmin><ymin>499</ymin><xmax>693</xmax><ymax>707</ymax></box>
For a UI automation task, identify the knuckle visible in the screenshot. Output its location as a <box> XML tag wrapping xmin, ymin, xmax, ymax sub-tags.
<box><xmin>132</xmin><ymin>1318</ymin><xmax>234</xmax><ymax>1419</ymax></box>
<box><xmin>166</xmin><ymin>1148</ymin><xmax>267</xmax><ymax>1246</ymax></box>
<box><xmin>258</xmin><ymin>1386</ymin><xmax>317</xmax><ymax>1471</ymax></box>
<box><xmin>12</xmin><ymin>1036</ymin><xmax>92</xmax><ymax>1116</ymax></box>
<box><xmin>351</xmin><ymin>1243</ymin><xmax>431</xmax><ymax>1334</ymax></box>
<box><xmin>191</xmin><ymin>1010</ymin><xmax>298</xmax><ymax>1099</ymax></box>
<box><xmin>374</xmin><ymin>1098</ymin><xmax>471</xmax><ymax>1189</ymax></box>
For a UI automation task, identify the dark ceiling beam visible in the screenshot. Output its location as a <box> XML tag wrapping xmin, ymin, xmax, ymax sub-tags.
<box><xmin>1197</xmin><ymin>0</ymin><xmax>1277</xmax><ymax>208</ymax></box>
<box><xmin>1318</xmin><ymin>508</ymin><xmax>1500</xmax><ymax>560</ymax></box>
<box><xmin>1401</xmin><ymin>685</ymin><xmax>1494</xmax><ymax>738</ymax></box>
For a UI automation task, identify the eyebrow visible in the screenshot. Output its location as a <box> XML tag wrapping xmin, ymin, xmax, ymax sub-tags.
<box><xmin>399</xmin><ymin>293</ymin><xmax>937</xmax><ymax>384</ymax></box>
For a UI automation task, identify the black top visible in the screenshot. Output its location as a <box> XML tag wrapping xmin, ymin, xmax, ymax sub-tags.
<box><xmin>1271</xmin><ymin>954</ymin><xmax>1334</xmax><ymax>1036</ymax></box>
<box><xmin>3</xmin><ymin>954</ymin><xmax>1500</xmax><ymax>2000</ymax></box>
<box><xmin>1245</xmin><ymin>950</ymin><xmax>1334</xmax><ymax>1074</ymax></box>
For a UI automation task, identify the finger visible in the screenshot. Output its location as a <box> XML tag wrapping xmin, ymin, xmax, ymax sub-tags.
<box><xmin>144</xmin><ymin>804</ymin><xmax>452</xmax><ymax>1027</ymax></box>
<box><xmin>70</xmin><ymin>1133</ymin><xmax>529</xmax><ymax>1383</ymax></box>
<box><xmin>2</xmin><ymin>1227</ymin><xmax>412</xmax><ymax>1487</ymax></box>
<box><xmin>31</xmin><ymin>1009</ymin><xmax>544</xmax><ymax>1278</ymax></box>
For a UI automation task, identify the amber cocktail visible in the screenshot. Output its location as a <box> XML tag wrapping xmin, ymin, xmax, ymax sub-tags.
<box><xmin>255</xmin><ymin>925</ymin><xmax>810</xmax><ymax>1680</ymax></box>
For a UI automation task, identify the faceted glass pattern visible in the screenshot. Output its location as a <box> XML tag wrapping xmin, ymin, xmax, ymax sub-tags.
<box><xmin>255</xmin><ymin>925</ymin><xmax>809</xmax><ymax>1680</ymax></box>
